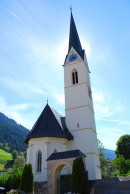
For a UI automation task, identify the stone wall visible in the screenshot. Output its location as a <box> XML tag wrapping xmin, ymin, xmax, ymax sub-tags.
<box><xmin>34</xmin><ymin>181</ymin><xmax>47</xmax><ymax>194</ymax></box>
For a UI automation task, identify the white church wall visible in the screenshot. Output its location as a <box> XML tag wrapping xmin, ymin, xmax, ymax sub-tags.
<box><xmin>65</xmin><ymin>84</ymin><xmax>93</xmax><ymax>109</ymax></box>
<box><xmin>27</xmin><ymin>137</ymin><xmax>68</xmax><ymax>182</ymax></box>
<box><xmin>65</xmin><ymin>106</ymin><xmax>96</xmax><ymax>132</ymax></box>
<box><xmin>67</xmin><ymin>129</ymin><xmax>98</xmax><ymax>154</ymax></box>
<box><xmin>85</xmin><ymin>154</ymin><xmax>101</xmax><ymax>180</ymax></box>
<box><xmin>64</xmin><ymin>60</ymin><xmax>91</xmax><ymax>89</ymax></box>
<box><xmin>46</xmin><ymin>137</ymin><xmax>68</xmax><ymax>157</ymax></box>
<box><xmin>27</xmin><ymin>138</ymin><xmax>48</xmax><ymax>181</ymax></box>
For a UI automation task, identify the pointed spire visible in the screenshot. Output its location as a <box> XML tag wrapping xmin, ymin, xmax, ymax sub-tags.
<box><xmin>68</xmin><ymin>11</ymin><xmax>83</xmax><ymax>58</ymax></box>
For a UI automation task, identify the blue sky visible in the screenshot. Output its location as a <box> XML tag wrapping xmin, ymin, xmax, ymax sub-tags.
<box><xmin>0</xmin><ymin>0</ymin><xmax>130</xmax><ymax>150</ymax></box>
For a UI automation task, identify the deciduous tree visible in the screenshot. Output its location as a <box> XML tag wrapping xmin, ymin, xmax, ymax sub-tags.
<box><xmin>115</xmin><ymin>134</ymin><xmax>130</xmax><ymax>160</ymax></box>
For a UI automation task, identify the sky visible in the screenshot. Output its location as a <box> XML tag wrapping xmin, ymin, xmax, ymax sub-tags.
<box><xmin>0</xmin><ymin>0</ymin><xmax>130</xmax><ymax>150</ymax></box>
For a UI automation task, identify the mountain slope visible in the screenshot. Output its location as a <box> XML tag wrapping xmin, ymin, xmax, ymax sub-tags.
<box><xmin>104</xmin><ymin>148</ymin><xmax>116</xmax><ymax>161</ymax></box>
<box><xmin>0</xmin><ymin>112</ymin><xmax>116</xmax><ymax>161</ymax></box>
<box><xmin>0</xmin><ymin>112</ymin><xmax>29</xmax><ymax>153</ymax></box>
<box><xmin>0</xmin><ymin>149</ymin><xmax>12</xmax><ymax>161</ymax></box>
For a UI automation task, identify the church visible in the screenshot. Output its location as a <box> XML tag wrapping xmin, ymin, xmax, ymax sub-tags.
<box><xmin>25</xmin><ymin>11</ymin><xmax>101</xmax><ymax>193</ymax></box>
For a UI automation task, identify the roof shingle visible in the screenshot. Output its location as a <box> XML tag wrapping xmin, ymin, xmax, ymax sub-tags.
<box><xmin>24</xmin><ymin>104</ymin><xmax>73</xmax><ymax>143</ymax></box>
<box><xmin>47</xmin><ymin>149</ymin><xmax>86</xmax><ymax>161</ymax></box>
<box><xmin>68</xmin><ymin>12</ymin><xmax>84</xmax><ymax>59</ymax></box>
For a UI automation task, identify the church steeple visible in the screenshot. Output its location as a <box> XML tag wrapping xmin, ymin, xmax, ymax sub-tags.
<box><xmin>68</xmin><ymin>11</ymin><xmax>84</xmax><ymax>59</ymax></box>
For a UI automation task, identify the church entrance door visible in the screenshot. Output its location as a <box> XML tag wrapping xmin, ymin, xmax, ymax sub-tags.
<box><xmin>47</xmin><ymin>159</ymin><xmax>73</xmax><ymax>194</ymax></box>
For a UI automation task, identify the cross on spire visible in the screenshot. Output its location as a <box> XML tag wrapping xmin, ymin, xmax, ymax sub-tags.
<box><xmin>70</xmin><ymin>5</ymin><xmax>72</xmax><ymax>12</ymax></box>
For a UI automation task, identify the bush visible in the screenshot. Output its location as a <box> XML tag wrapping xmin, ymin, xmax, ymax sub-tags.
<box><xmin>112</xmin><ymin>155</ymin><xmax>130</xmax><ymax>175</ymax></box>
<box><xmin>20</xmin><ymin>163</ymin><xmax>34</xmax><ymax>193</ymax></box>
<box><xmin>7</xmin><ymin>190</ymin><xmax>25</xmax><ymax>194</ymax></box>
<box><xmin>71</xmin><ymin>157</ymin><xmax>90</xmax><ymax>194</ymax></box>
<box><xmin>9</xmin><ymin>167</ymin><xmax>23</xmax><ymax>189</ymax></box>
<box><xmin>0</xmin><ymin>172</ymin><xmax>10</xmax><ymax>188</ymax></box>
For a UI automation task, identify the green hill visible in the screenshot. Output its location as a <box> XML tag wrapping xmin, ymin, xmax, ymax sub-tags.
<box><xmin>0</xmin><ymin>149</ymin><xmax>12</xmax><ymax>170</ymax></box>
<box><xmin>0</xmin><ymin>112</ymin><xmax>29</xmax><ymax>153</ymax></box>
<box><xmin>0</xmin><ymin>149</ymin><xmax>12</xmax><ymax>161</ymax></box>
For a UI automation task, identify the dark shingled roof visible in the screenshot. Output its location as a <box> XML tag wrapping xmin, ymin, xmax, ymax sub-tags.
<box><xmin>47</xmin><ymin>149</ymin><xmax>86</xmax><ymax>161</ymax></box>
<box><xmin>24</xmin><ymin>104</ymin><xmax>73</xmax><ymax>143</ymax></box>
<box><xmin>68</xmin><ymin>12</ymin><xmax>84</xmax><ymax>59</ymax></box>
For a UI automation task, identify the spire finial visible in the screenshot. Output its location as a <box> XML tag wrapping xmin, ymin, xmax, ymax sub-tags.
<box><xmin>47</xmin><ymin>98</ymin><xmax>48</xmax><ymax>104</ymax></box>
<box><xmin>70</xmin><ymin>5</ymin><xmax>72</xmax><ymax>13</ymax></box>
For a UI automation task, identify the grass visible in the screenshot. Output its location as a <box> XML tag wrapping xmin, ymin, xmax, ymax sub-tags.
<box><xmin>0</xmin><ymin>163</ymin><xmax>4</xmax><ymax>170</ymax></box>
<box><xmin>0</xmin><ymin>149</ymin><xmax>12</xmax><ymax>161</ymax></box>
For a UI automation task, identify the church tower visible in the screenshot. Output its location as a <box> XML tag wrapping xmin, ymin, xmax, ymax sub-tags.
<box><xmin>25</xmin><ymin>11</ymin><xmax>101</xmax><ymax>186</ymax></box>
<box><xmin>64</xmin><ymin>11</ymin><xmax>101</xmax><ymax>179</ymax></box>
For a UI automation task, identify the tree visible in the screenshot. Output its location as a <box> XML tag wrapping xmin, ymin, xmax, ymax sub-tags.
<box><xmin>112</xmin><ymin>155</ymin><xmax>130</xmax><ymax>175</ymax></box>
<box><xmin>112</xmin><ymin>135</ymin><xmax>130</xmax><ymax>176</ymax></box>
<box><xmin>71</xmin><ymin>157</ymin><xmax>89</xmax><ymax>194</ymax></box>
<box><xmin>13</xmin><ymin>156</ymin><xmax>25</xmax><ymax>169</ymax></box>
<box><xmin>20</xmin><ymin>163</ymin><xmax>34</xmax><ymax>193</ymax></box>
<box><xmin>8</xmin><ymin>167</ymin><xmax>24</xmax><ymax>190</ymax></box>
<box><xmin>12</xmin><ymin>150</ymin><xmax>18</xmax><ymax>161</ymax></box>
<box><xmin>98</xmin><ymin>140</ymin><xmax>112</xmax><ymax>178</ymax></box>
<box><xmin>115</xmin><ymin>134</ymin><xmax>130</xmax><ymax>160</ymax></box>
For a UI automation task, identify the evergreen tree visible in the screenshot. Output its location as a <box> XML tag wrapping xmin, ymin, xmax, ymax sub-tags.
<box><xmin>98</xmin><ymin>140</ymin><xmax>112</xmax><ymax>178</ymax></box>
<box><xmin>20</xmin><ymin>163</ymin><xmax>34</xmax><ymax>193</ymax></box>
<box><xmin>71</xmin><ymin>157</ymin><xmax>89</xmax><ymax>194</ymax></box>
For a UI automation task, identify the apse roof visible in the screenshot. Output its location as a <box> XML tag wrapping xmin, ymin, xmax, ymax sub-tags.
<box><xmin>47</xmin><ymin>149</ymin><xmax>86</xmax><ymax>161</ymax></box>
<box><xmin>24</xmin><ymin>104</ymin><xmax>73</xmax><ymax>143</ymax></box>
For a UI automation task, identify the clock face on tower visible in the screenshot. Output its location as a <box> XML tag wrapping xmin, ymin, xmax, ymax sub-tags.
<box><xmin>68</xmin><ymin>53</ymin><xmax>78</xmax><ymax>62</ymax></box>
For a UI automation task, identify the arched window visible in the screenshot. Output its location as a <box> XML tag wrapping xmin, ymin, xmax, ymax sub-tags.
<box><xmin>37</xmin><ymin>151</ymin><xmax>42</xmax><ymax>172</ymax></box>
<box><xmin>72</xmin><ymin>69</ymin><xmax>78</xmax><ymax>84</ymax></box>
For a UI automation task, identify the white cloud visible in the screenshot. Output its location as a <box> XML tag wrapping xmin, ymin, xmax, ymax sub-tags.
<box><xmin>81</xmin><ymin>39</ymin><xmax>91</xmax><ymax>56</ymax></box>
<box><xmin>53</xmin><ymin>93</ymin><xmax>65</xmax><ymax>104</ymax></box>
<box><xmin>96</xmin><ymin>118</ymin><xmax>130</xmax><ymax>126</ymax></box>
<box><xmin>93</xmin><ymin>89</ymin><xmax>123</xmax><ymax>118</ymax></box>
<box><xmin>0</xmin><ymin>77</ymin><xmax>45</xmax><ymax>97</ymax></box>
<box><xmin>97</xmin><ymin>126</ymin><xmax>127</xmax><ymax>150</ymax></box>
<box><xmin>54</xmin><ymin>38</ymin><xmax>68</xmax><ymax>64</ymax></box>
<box><xmin>5</xmin><ymin>9</ymin><xmax>19</xmax><ymax>19</ymax></box>
<box><xmin>0</xmin><ymin>96</ymin><xmax>32</xmax><ymax>128</ymax></box>
<box><xmin>93</xmin><ymin>90</ymin><xmax>104</xmax><ymax>103</ymax></box>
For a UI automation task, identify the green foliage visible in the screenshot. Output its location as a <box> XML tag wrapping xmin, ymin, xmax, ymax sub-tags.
<box><xmin>60</xmin><ymin>174</ymin><xmax>71</xmax><ymax>193</ymax></box>
<box><xmin>0</xmin><ymin>149</ymin><xmax>12</xmax><ymax>161</ymax></box>
<box><xmin>7</xmin><ymin>190</ymin><xmax>25</xmax><ymax>194</ymax></box>
<box><xmin>0</xmin><ymin>167</ymin><xmax>24</xmax><ymax>191</ymax></box>
<box><xmin>0</xmin><ymin>112</ymin><xmax>28</xmax><ymax>153</ymax></box>
<box><xmin>98</xmin><ymin>140</ymin><xmax>112</xmax><ymax>178</ymax></box>
<box><xmin>112</xmin><ymin>135</ymin><xmax>130</xmax><ymax>176</ymax></box>
<box><xmin>115</xmin><ymin>134</ymin><xmax>130</xmax><ymax>160</ymax></box>
<box><xmin>20</xmin><ymin>163</ymin><xmax>34</xmax><ymax>193</ymax></box>
<box><xmin>9</xmin><ymin>167</ymin><xmax>24</xmax><ymax>189</ymax></box>
<box><xmin>13</xmin><ymin>156</ymin><xmax>25</xmax><ymax>169</ymax></box>
<box><xmin>5</xmin><ymin>160</ymin><xmax>14</xmax><ymax>169</ymax></box>
<box><xmin>71</xmin><ymin>157</ymin><xmax>89</xmax><ymax>194</ymax></box>
<box><xmin>0</xmin><ymin>172</ymin><xmax>10</xmax><ymax>187</ymax></box>
<box><xmin>0</xmin><ymin>163</ymin><xmax>4</xmax><ymax>170</ymax></box>
<box><xmin>112</xmin><ymin>155</ymin><xmax>130</xmax><ymax>175</ymax></box>
<box><xmin>7</xmin><ymin>190</ymin><xmax>18</xmax><ymax>194</ymax></box>
<box><xmin>12</xmin><ymin>150</ymin><xmax>18</xmax><ymax>161</ymax></box>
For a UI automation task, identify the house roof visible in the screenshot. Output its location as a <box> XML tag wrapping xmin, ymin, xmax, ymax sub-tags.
<box><xmin>47</xmin><ymin>149</ymin><xmax>86</xmax><ymax>161</ymax></box>
<box><xmin>24</xmin><ymin>104</ymin><xmax>73</xmax><ymax>143</ymax></box>
<box><xmin>68</xmin><ymin>11</ymin><xmax>84</xmax><ymax>59</ymax></box>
